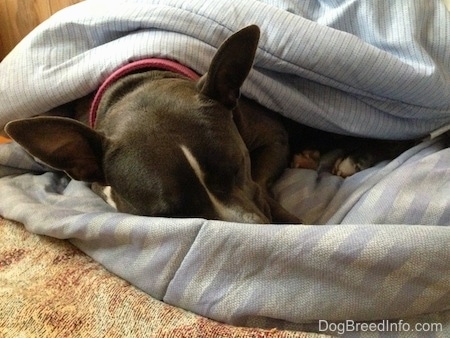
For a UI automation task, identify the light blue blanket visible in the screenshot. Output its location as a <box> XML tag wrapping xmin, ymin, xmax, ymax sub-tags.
<box><xmin>1</xmin><ymin>0</ymin><xmax>449</xmax><ymax>334</ymax></box>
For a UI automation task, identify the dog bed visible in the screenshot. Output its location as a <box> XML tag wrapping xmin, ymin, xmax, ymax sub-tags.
<box><xmin>1</xmin><ymin>0</ymin><xmax>449</xmax><ymax>335</ymax></box>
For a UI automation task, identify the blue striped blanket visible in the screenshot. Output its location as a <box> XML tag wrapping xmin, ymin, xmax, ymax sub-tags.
<box><xmin>0</xmin><ymin>0</ymin><xmax>449</xmax><ymax>334</ymax></box>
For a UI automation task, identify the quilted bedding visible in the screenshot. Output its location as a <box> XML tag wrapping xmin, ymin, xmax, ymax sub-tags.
<box><xmin>1</xmin><ymin>0</ymin><xmax>449</xmax><ymax>334</ymax></box>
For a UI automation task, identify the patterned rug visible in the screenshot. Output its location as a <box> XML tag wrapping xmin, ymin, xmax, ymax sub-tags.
<box><xmin>0</xmin><ymin>217</ymin><xmax>324</xmax><ymax>337</ymax></box>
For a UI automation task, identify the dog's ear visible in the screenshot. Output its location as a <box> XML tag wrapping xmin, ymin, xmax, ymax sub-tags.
<box><xmin>198</xmin><ymin>25</ymin><xmax>260</xmax><ymax>109</ymax></box>
<box><xmin>5</xmin><ymin>117</ymin><xmax>105</xmax><ymax>182</ymax></box>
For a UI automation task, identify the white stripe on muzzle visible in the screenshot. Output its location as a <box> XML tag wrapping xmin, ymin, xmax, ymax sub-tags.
<box><xmin>180</xmin><ymin>145</ymin><xmax>263</xmax><ymax>223</ymax></box>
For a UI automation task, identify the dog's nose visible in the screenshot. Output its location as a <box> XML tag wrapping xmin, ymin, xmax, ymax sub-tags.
<box><xmin>211</xmin><ymin>195</ymin><xmax>271</xmax><ymax>223</ymax></box>
<box><xmin>215</xmin><ymin>204</ymin><xmax>271</xmax><ymax>224</ymax></box>
<box><xmin>240</xmin><ymin>212</ymin><xmax>271</xmax><ymax>224</ymax></box>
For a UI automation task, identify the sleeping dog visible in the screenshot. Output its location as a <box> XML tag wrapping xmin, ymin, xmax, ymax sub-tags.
<box><xmin>6</xmin><ymin>25</ymin><xmax>299</xmax><ymax>224</ymax></box>
<box><xmin>5</xmin><ymin>25</ymin><xmax>411</xmax><ymax>224</ymax></box>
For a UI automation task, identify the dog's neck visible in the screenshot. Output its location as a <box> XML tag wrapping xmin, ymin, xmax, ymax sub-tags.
<box><xmin>89</xmin><ymin>58</ymin><xmax>199</xmax><ymax>127</ymax></box>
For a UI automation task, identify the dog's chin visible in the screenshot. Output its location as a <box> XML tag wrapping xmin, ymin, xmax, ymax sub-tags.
<box><xmin>91</xmin><ymin>183</ymin><xmax>118</xmax><ymax>210</ymax></box>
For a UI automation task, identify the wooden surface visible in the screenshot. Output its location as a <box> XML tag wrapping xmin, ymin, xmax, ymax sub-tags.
<box><xmin>0</xmin><ymin>0</ymin><xmax>82</xmax><ymax>60</ymax></box>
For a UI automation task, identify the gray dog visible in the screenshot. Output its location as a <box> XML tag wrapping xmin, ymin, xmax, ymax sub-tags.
<box><xmin>6</xmin><ymin>25</ymin><xmax>301</xmax><ymax>224</ymax></box>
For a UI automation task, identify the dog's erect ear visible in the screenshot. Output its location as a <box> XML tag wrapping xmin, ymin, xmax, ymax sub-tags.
<box><xmin>199</xmin><ymin>25</ymin><xmax>260</xmax><ymax>109</ymax></box>
<box><xmin>5</xmin><ymin>117</ymin><xmax>105</xmax><ymax>182</ymax></box>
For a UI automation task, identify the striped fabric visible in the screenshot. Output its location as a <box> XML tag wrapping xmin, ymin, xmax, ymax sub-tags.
<box><xmin>1</xmin><ymin>0</ymin><xmax>449</xmax><ymax>138</ymax></box>
<box><xmin>0</xmin><ymin>0</ymin><xmax>449</xmax><ymax>334</ymax></box>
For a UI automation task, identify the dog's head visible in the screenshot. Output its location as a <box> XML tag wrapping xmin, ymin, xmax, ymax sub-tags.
<box><xmin>6</xmin><ymin>25</ymin><xmax>274</xmax><ymax>223</ymax></box>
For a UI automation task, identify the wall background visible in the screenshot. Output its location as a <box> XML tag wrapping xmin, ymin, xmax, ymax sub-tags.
<box><xmin>0</xmin><ymin>0</ymin><xmax>82</xmax><ymax>60</ymax></box>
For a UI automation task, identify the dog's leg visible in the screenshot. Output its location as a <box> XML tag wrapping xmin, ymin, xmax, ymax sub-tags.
<box><xmin>250</xmin><ymin>142</ymin><xmax>301</xmax><ymax>223</ymax></box>
<box><xmin>250</xmin><ymin>142</ymin><xmax>288</xmax><ymax>190</ymax></box>
<box><xmin>234</xmin><ymin>99</ymin><xmax>301</xmax><ymax>223</ymax></box>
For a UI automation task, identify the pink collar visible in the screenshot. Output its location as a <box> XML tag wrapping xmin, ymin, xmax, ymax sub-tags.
<box><xmin>89</xmin><ymin>58</ymin><xmax>200</xmax><ymax>127</ymax></box>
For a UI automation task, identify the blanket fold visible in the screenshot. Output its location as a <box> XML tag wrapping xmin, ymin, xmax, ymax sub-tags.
<box><xmin>0</xmin><ymin>134</ymin><xmax>449</xmax><ymax>331</ymax></box>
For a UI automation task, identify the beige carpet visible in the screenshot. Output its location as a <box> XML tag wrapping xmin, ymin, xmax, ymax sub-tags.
<box><xmin>0</xmin><ymin>217</ymin><xmax>327</xmax><ymax>337</ymax></box>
